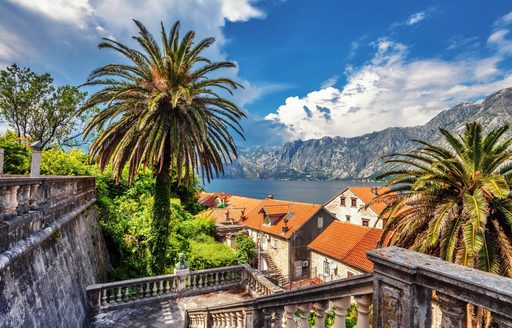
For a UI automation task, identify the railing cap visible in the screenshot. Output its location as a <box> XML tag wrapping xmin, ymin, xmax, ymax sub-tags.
<box><xmin>368</xmin><ymin>246</ymin><xmax>512</xmax><ymax>298</ymax></box>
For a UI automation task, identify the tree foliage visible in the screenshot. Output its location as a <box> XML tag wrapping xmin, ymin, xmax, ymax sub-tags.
<box><xmin>0</xmin><ymin>64</ymin><xmax>90</xmax><ymax>148</ymax></box>
<box><xmin>82</xmin><ymin>20</ymin><xmax>245</xmax><ymax>274</ymax></box>
<box><xmin>373</xmin><ymin>122</ymin><xmax>512</xmax><ymax>277</ymax></box>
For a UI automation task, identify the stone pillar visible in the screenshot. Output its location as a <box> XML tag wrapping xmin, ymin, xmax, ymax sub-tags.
<box><xmin>368</xmin><ymin>248</ymin><xmax>432</xmax><ymax>328</ymax></box>
<box><xmin>176</xmin><ymin>269</ymin><xmax>190</xmax><ymax>292</ymax></box>
<box><xmin>0</xmin><ymin>148</ymin><xmax>4</xmax><ymax>175</ymax></box>
<box><xmin>284</xmin><ymin>305</ymin><xmax>297</xmax><ymax>328</ymax></box>
<box><xmin>30</xmin><ymin>141</ymin><xmax>43</xmax><ymax>177</ymax></box>
<box><xmin>297</xmin><ymin>303</ymin><xmax>311</xmax><ymax>328</ymax></box>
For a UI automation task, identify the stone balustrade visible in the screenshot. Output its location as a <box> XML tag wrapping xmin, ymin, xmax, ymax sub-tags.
<box><xmin>186</xmin><ymin>273</ymin><xmax>374</xmax><ymax>327</ymax></box>
<box><xmin>0</xmin><ymin>176</ymin><xmax>96</xmax><ymax>253</ymax></box>
<box><xmin>186</xmin><ymin>247</ymin><xmax>512</xmax><ymax>328</ymax></box>
<box><xmin>368</xmin><ymin>246</ymin><xmax>512</xmax><ymax>328</ymax></box>
<box><xmin>86</xmin><ymin>264</ymin><xmax>284</xmax><ymax>311</ymax></box>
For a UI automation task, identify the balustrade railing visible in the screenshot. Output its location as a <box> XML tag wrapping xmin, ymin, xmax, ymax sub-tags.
<box><xmin>187</xmin><ymin>247</ymin><xmax>512</xmax><ymax>328</ymax></box>
<box><xmin>86</xmin><ymin>264</ymin><xmax>283</xmax><ymax>310</ymax></box>
<box><xmin>186</xmin><ymin>273</ymin><xmax>374</xmax><ymax>328</ymax></box>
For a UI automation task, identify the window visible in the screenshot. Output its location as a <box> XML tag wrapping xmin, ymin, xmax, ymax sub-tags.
<box><xmin>295</xmin><ymin>261</ymin><xmax>303</xmax><ymax>278</ymax></box>
<box><xmin>317</xmin><ymin>217</ymin><xmax>324</xmax><ymax>228</ymax></box>
<box><xmin>323</xmin><ymin>259</ymin><xmax>330</xmax><ymax>275</ymax></box>
<box><xmin>340</xmin><ymin>196</ymin><xmax>346</xmax><ymax>206</ymax></box>
<box><xmin>264</xmin><ymin>215</ymin><xmax>271</xmax><ymax>226</ymax></box>
<box><xmin>347</xmin><ymin>271</ymin><xmax>354</xmax><ymax>277</ymax></box>
<box><xmin>345</xmin><ymin>215</ymin><xmax>351</xmax><ymax>222</ymax></box>
<box><xmin>362</xmin><ymin>218</ymin><xmax>370</xmax><ymax>227</ymax></box>
<box><xmin>271</xmin><ymin>237</ymin><xmax>278</xmax><ymax>249</ymax></box>
<box><xmin>351</xmin><ymin>197</ymin><xmax>357</xmax><ymax>208</ymax></box>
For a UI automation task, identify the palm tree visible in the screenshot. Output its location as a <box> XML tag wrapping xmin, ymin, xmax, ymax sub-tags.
<box><xmin>82</xmin><ymin>20</ymin><xmax>245</xmax><ymax>274</ymax></box>
<box><xmin>372</xmin><ymin>122</ymin><xmax>512</xmax><ymax>278</ymax></box>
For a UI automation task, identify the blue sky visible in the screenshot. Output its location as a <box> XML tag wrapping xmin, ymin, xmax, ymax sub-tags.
<box><xmin>1</xmin><ymin>0</ymin><xmax>512</xmax><ymax>147</ymax></box>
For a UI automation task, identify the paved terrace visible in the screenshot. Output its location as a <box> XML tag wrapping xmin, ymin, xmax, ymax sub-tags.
<box><xmin>86</xmin><ymin>265</ymin><xmax>282</xmax><ymax>328</ymax></box>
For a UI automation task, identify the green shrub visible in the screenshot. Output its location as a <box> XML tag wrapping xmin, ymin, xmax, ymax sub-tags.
<box><xmin>188</xmin><ymin>241</ymin><xmax>238</xmax><ymax>270</ymax></box>
<box><xmin>0</xmin><ymin>131</ymin><xmax>30</xmax><ymax>174</ymax></box>
<box><xmin>234</xmin><ymin>234</ymin><xmax>256</xmax><ymax>264</ymax></box>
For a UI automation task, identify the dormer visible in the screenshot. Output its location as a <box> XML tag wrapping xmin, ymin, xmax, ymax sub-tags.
<box><xmin>259</xmin><ymin>205</ymin><xmax>290</xmax><ymax>226</ymax></box>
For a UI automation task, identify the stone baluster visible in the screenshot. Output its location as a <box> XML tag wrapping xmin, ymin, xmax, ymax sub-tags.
<box><xmin>284</xmin><ymin>305</ymin><xmax>297</xmax><ymax>328</ymax></box>
<box><xmin>354</xmin><ymin>294</ymin><xmax>372</xmax><ymax>328</ymax></box>
<box><xmin>262</xmin><ymin>308</ymin><xmax>273</xmax><ymax>327</ymax></box>
<box><xmin>297</xmin><ymin>303</ymin><xmax>311</xmax><ymax>328</ymax></box>
<box><xmin>29</xmin><ymin>183</ymin><xmax>41</xmax><ymax>210</ymax></box>
<box><xmin>211</xmin><ymin>314</ymin><xmax>217</xmax><ymax>328</ymax></box>
<box><xmin>16</xmin><ymin>184</ymin><xmax>30</xmax><ymax>214</ymax></box>
<box><xmin>236</xmin><ymin>311</ymin><xmax>244</xmax><ymax>328</ymax></box>
<box><xmin>7</xmin><ymin>186</ymin><xmax>19</xmax><ymax>215</ymax></box>
<box><xmin>438</xmin><ymin>293</ymin><xmax>466</xmax><ymax>328</ymax></box>
<box><xmin>332</xmin><ymin>297</ymin><xmax>350</xmax><ymax>328</ymax></box>
<box><xmin>313</xmin><ymin>301</ymin><xmax>329</xmax><ymax>328</ymax></box>
<box><xmin>273</xmin><ymin>307</ymin><xmax>284</xmax><ymax>328</ymax></box>
<box><xmin>116</xmin><ymin>287</ymin><xmax>122</xmax><ymax>303</ymax></box>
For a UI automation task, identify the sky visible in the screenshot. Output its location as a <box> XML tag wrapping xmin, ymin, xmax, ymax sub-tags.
<box><xmin>1</xmin><ymin>0</ymin><xmax>512</xmax><ymax>148</ymax></box>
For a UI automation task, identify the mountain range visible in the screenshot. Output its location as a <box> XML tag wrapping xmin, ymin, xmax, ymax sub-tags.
<box><xmin>224</xmin><ymin>88</ymin><xmax>512</xmax><ymax>180</ymax></box>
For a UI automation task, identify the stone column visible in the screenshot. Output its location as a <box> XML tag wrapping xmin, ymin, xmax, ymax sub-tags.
<box><xmin>30</xmin><ymin>141</ymin><xmax>43</xmax><ymax>177</ymax></box>
<box><xmin>284</xmin><ymin>305</ymin><xmax>297</xmax><ymax>328</ymax></box>
<box><xmin>296</xmin><ymin>303</ymin><xmax>311</xmax><ymax>328</ymax></box>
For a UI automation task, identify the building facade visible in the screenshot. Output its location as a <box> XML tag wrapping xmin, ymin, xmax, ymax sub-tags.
<box><xmin>243</xmin><ymin>199</ymin><xmax>336</xmax><ymax>284</ymax></box>
<box><xmin>324</xmin><ymin>186</ymin><xmax>394</xmax><ymax>229</ymax></box>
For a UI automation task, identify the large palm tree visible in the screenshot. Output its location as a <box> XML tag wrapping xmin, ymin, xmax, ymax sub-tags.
<box><xmin>82</xmin><ymin>20</ymin><xmax>245</xmax><ymax>274</ymax></box>
<box><xmin>372</xmin><ymin>122</ymin><xmax>512</xmax><ymax>277</ymax></box>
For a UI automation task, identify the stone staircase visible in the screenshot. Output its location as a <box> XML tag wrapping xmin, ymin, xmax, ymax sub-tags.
<box><xmin>260</xmin><ymin>253</ymin><xmax>286</xmax><ymax>286</ymax></box>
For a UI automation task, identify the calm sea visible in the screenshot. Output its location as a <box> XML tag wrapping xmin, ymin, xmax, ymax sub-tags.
<box><xmin>202</xmin><ymin>179</ymin><xmax>383</xmax><ymax>204</ymax></box>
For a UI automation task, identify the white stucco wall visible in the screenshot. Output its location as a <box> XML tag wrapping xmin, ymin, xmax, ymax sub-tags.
<box><xmin>324</xmin><ymin>189</ymin><xmax>383</xmax><ymax>228</ymax></box>
<box><xmin>310</xmin><ymin>251</ymin><xmax>364</xmax><ymax>282</ymax></box>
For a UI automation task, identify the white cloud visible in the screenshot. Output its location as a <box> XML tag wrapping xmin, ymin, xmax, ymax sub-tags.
<box><xmin>221</xmin><ymin>0</ymin><xmax>264</xmax><ymax>22</ymax></box>
<box><xmin>265</xmin><ymin>39</ymin><xmax>512</xmax><ymax>140</ymax></box>
<box><xmin>407</xmin><ymin>12</ymin><xmax>426</xmax><ymax>25</ymax></box>
<box><xmin>7</xmin><ymin>0</ymin><xmax>93</xmax><ymax>27</ymax></box>
<box><xmin>320</xmin><ymin>76</ymin><xmax>339</xmax><ymax>89</ymax></box>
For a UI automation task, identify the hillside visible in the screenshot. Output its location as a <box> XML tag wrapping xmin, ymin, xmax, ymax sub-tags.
<box><xmin>224</xmin><ymin>88</ymin><xmax>512</xmax><ymax>180</ymax></box>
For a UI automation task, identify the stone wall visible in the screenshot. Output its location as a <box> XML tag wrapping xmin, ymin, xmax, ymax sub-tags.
<box><xmin>310</xmin><ymin>250</ymin><xmax>363</xmax><ymax>282</ymax></box>
<box><xmin>0</xmin><ymin>177</ymin><xmax>109</xmax><ymax>328</ymax></box>
<box><xmin>324</xmin><ymin>189</ymin><xmax>381</xmax><ymax>228</ymax></box>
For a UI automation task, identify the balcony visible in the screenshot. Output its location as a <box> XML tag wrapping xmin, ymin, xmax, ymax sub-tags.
<box><xmin>88</xmin><ymin>247</ymin><xmax>512</xmax><ymax>327</ymax></box>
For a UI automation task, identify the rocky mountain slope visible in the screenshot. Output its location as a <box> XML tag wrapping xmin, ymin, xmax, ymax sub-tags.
<box><xmin>224</xmin><ymin>88</ymin><xmax>512</xmax><ymax>180</ymax></box>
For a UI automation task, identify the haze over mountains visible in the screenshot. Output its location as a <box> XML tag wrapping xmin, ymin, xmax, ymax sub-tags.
<box><xmin>224</xmin><ymin>88</ymin><xmax>512</xmax><ymax>180</ymax></box>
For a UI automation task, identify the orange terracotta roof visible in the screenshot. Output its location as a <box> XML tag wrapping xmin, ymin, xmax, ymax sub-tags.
<box><xmin>242</xmin><ymin>199</ymin><xmax>322</xmax><ymax>239</ymax></box>
<box><xmin>308</xmin><ymin>221</ymin><xmax>382</xmax><ymax>272</ymax></box>
<box><xmin>199</xmin><ymin>195</ymin><xmax>262</xmax><ymax>224</ymax></box>
<box><xmin>198</xmin><ymin>192</ymin><xmax>232</xmax><ymax>208</ymax></box>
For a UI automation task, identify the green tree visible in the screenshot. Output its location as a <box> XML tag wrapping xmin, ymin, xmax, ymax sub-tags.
<box><xmin>0</xmin><ymin>131</ymin><xmax>30</xmax><ymax>174</ymax></box>
<box><xmin>234</xmin><ymin>234</ymin><xmax>256</xmax><ymax>264</ymax></box>
<box><xmin>373</xmin><ymin>122</ymin><xmax>512</xmax><ymax>277</ymax></box>
<box><xmin>0</xmin><ymin>64</ymin><xmax>90</xmax><ymax>148</ymax></box>
<box><xmin>82</xmin><ymin>20</ymin><xmax>245</xmax><ymax>274</ymax></box>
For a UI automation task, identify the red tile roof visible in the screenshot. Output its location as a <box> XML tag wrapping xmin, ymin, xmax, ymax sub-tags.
<box><xmin>260</xmin><ymin>205</ymin><xmax>289</xmax><ymax>216</ymax></box>
<box><xmin>200</xmin><ymin>196</ymin><xmax>262</xmax><ymax>224</ymax></box>
<box><xmin>308</xmin><ymin>221</ymin><xmax>382</xmax><ymax>272</ymax></box>
<box><xmin>242</xmin><ymin>199</ymin><xmax>322</xmax><ymax>239</ymax></box>
<box><xmin>198</xmin><ymin>192</ymin><xmax>232</xmax><ymax>208</ymax></box>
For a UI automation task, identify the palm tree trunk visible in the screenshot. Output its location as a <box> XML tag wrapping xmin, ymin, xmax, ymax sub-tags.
<box><xmin>148</xmin><ymin>161</ymin><xmax>172</xmax><ymax>275</ymax></box>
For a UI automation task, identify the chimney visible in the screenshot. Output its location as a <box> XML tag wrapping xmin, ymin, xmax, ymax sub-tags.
<box><xmin>225</xmin><ymin>208</ymin><xmax>230</xmax><ymax>221</ymax></box>
<box><xmin>241</xmin><ymin>208</ymin><xmax>246</xmax><ymax>220</ymax></box>
<box><xmin>267</xmin><ymin>194</ymin><xmax>274</xmax><ymax>199</ymax></box>
<box><xmin>282</xmin><ymin>218</ymin><xmax>289</xmax><ymax>234</ymax></box>
<box><xmin>371</xmin><ymin>187</ymin><xmax>379</xmax><ymax>195</ymax></box>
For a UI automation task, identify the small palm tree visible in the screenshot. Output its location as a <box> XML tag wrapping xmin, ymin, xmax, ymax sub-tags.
<box><xmin>372</xmin><ymin>122</ymin><xmax>512</xmax><ymax>277</ymax></box>
<box><xmin>82</xmin><ymin>20</ymin><xmax>245</xmax><ymax>274</ymax></box>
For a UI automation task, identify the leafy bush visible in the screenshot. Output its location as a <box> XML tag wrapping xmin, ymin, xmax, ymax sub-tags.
<box><xmin>41</xmin><ymin>148</ymin><xmax>96</xmax><ymax>176</ymax></box>
<box><xmin>0</xmin><ymin>131</ymin><xmax>30</xmax><ymax>174</ymax></box>
<box><xmin>188</xmin><ymin>240</ymin><xmax>238</xmax><ymax>270</ymax></box>
<box><xmin>234</xmin><ymin>234</ymin><xmax>256</xmax><ymax>264</ymax></box>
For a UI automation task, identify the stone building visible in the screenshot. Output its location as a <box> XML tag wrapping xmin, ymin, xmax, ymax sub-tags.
<box><xmin>241</xmin><ymin>199</ymin><xmax>336</xmax><ymax>285</ymax></box>
<box><xmin>323</xmin><ymin>186</ymin><xmax>396</xmax><ymax>228</ymax></box>
<box><xmin>308</xmin><ymin>221</ymin><xmax>382</xmax><ymax>282</ymax></box>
